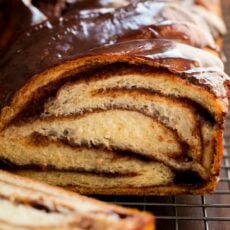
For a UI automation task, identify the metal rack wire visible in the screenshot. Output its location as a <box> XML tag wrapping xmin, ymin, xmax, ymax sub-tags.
<box><xmin>95</xmin><ymin>115</ymin><xmax>230</xmax><ymax>230</ymax></box>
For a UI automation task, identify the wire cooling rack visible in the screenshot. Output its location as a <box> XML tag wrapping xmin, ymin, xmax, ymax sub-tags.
<box><xmin>94</xmin><ymin>115</ymin><xmax>230</xmax><ymax>230</ymax></box>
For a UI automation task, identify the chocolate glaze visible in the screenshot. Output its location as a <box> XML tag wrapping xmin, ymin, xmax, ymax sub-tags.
<box><xmin>0</xmin><ymin>0</ymin><xmax>46</xmax><ymax>52</ymax></box>
<box><xmin>117</xmin><ymin>23</ymin><xmax>215</xmax><ymax>49</ymax></box>
<box><xmin>0</xmin><ymin>1</ymin><xmax>227</xmax><ymax>109</ymax></box>
<box><xmin>88</xmin><ymin>39</ymin><xmax>229</xmax><ymax>97</ymax></box>
<box><xmin>32</xmin><ymin>0</ymin><xmax>221</xmax><ymax>18</ymax></box>
<box><xmin>32</xmin><ymin>0</ymin><xmax>67</xmax><ymax>18</ymax></box>
<box><xmin>32</xmin><ymin>0</ymin><xmax>129</xmax><ymax>17</ymax></box>
<box><xmin>0</xmin><ymin>39</ymin><xmax>228</xmax><ymax>111</ymax></box>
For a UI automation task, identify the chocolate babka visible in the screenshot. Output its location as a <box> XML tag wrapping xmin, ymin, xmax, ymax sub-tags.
<box><xmin>0</xmin><ymin>0</ymin><xmax>229</xmax><ymax>195</ymax></box>
<box><xmin>0</xmin><ymin>170</ymin><xmax>154</xmax><ymax>229</ymax></box>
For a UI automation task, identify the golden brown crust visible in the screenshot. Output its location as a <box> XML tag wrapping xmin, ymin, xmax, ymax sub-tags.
<box><xmin>212</xmin><ymin>128</ymin><xmax>224</xmax><ymax>176</ymax></box>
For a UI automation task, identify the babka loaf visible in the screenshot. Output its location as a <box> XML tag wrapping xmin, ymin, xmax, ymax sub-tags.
<box><xmin>0</xmin><ymin>170</ymin><xmax>154</xmax><ymax>229</ymax></box>
<box><xmin>0</xmin><ymin>0</ymin><xmax>229</xmax><ymax>195</ymax></box>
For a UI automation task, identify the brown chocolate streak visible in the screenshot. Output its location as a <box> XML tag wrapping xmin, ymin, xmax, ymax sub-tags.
<box><xmin>0</xmin><ymin>129</ymin><xmax>193</xmax><ymax>177</ymax></box>
<box><xmin>0</xmin><ymin>194</ymin><xmax>60</xmax><ymax>214</ymax></box>
<box><xmin>12</xmin><ymin>64</ymin><xmax>216</xmax><ymax>126</ymax></box>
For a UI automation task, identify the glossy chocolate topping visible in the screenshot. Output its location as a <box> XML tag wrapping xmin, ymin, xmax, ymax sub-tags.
<box><xmin>0</xmin><ymin>37</ymin><xmax>228</xmax><ymax>111</ymax></box>
<box><xmin>0</xmin><ymin>0</ymin><xmax>46</xmax><ymax>52</ymax></box>
<box><xmin>0</xmin><ymin>0</ymin><xmax>226</xmax><ymax>108</ymax></box>
<box><xmin>32</xmin><ymin>0</ymin><xmax>67</xmax><ymax>18</ymax></box>
<box><xmin>32</xmin><ymin>0</ymin><xmax>129</xmax><ymax>17</ymax></box>
<box><xmin>57</xmin><ymin>0</ymin><xmax>226</xmax><ymax>38</ymax></box>
<box><xmin>90</xmin><ymin>39</ymin><xmax>224</xmax><ymax>70</ymax></box>
<box><xmin>88</xmin><ymin>39</ymin><xmax>228</xmax><ymax>97</ymax></box>
<box><xmin>32</xmin><ymin>0</ymin><xmax>221</xmax><ymax>18</ymax></box>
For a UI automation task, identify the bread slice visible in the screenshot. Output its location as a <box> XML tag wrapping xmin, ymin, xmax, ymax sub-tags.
<box><xmin>0</xmin><ymin>38</ymin><xmax>229</xmax><ymax>195</ymax></box>
<box><xmin>0</xmin><ymin>170</ymin><xmax>154</xmax><ymax>229</ymax></box>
